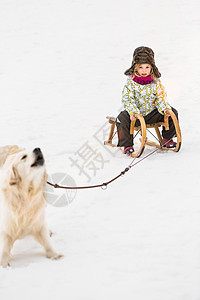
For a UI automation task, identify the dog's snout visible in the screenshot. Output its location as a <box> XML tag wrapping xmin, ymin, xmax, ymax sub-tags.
<box><xmin>33</xmin><ymin>148</ymin><xmax>42</xmax><ymax>155</ymax></box>
<box><xmin>31</xmin><ymin>148</ymin><xmax>44</xmax><ymax>167</ymax></box>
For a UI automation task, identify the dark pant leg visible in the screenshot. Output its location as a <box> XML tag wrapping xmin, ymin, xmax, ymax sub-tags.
<box><xmin>135</xmin><ymin>107</ymin><xmax>178</xmax><ymax>139</ymax></box>
<box><xmin>116</xmin><ymin>110</ymin><xmax>133</xmax><ymax>147</ymax></box>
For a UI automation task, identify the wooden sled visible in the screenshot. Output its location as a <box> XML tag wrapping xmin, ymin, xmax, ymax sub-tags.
<box><xmin>104</xmin><ymin>110</ymin><xmax>182</xmax><ymax>158</ymax></box>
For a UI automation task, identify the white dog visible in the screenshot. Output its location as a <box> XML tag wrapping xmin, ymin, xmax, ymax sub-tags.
<box><xmin>0</xmin><ymin>145</ymin><xmax>62</xmax><ymax>267</ymax></box>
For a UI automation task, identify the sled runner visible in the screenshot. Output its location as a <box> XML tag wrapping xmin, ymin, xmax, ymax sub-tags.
<box><xmin>104</xmin><ymin>110</ymin><xmax>181</xmax><ymax>158</ymax></box>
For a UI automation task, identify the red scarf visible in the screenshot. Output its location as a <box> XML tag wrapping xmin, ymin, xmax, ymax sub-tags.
<box><xmin>131</xmin><ymin>75</ymin><xmax>154</xmax><ymax>85</ymax></box>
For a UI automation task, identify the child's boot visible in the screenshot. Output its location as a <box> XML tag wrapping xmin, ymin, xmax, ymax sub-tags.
<box><xmin>162</xmin><ymin>138</ymin><xmax>176</xmax><ymax>148</ymax></box>
<box><xmin>124</xmin><ymin>146</ymin><xmax>134</xmax><ymax>154</ymax></box>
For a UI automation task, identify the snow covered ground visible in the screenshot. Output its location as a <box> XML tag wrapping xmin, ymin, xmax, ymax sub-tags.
<box><xmin>0</xmin><ymin>0</ymin><xmax>200</xmax><ymax>299</ymax></box>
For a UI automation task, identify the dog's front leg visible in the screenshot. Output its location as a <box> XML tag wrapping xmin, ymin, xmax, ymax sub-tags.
<box><xmin>33</xmin><ymin>227</ymin><xmax>63</xmax><ymax>260</ymax></box>
<box><xmin>0</xmin><ymin>233</ymin><xmax>14</xmax><ymax>268</ymax></box>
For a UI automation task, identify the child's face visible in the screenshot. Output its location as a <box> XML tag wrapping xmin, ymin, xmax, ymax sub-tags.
<box><xmin>136</xmin><ymin>64</ymin><xmax>152</xmax><ymax>77</ymax></box>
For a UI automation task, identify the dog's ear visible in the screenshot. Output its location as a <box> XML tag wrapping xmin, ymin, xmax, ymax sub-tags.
<box><xmin>9</xmin><ymin>166</ymin><xmax>21</xmax><ymax>186</ymax></box>
<box><xmin>0</xmin><ymin>145</ymin><xmax>22</xmax><ymax>168</ymax></box>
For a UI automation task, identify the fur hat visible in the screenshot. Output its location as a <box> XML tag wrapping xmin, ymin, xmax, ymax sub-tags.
<box><xmin>124</xmin><ymin>46</ymin><xmax>161</xmax><ymax>78</ymax></box>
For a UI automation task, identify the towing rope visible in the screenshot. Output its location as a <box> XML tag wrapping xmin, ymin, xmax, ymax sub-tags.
<box><xmin>46</xmin><ymin>139</ymin><xmax>171</xmax><ymax>190</ymax></box>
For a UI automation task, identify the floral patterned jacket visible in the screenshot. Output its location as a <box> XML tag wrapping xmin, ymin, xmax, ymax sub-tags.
<box><xmin>122</xmin><ymin>76</ymin><xmax>171</xmax><ymax>116</ymax></box>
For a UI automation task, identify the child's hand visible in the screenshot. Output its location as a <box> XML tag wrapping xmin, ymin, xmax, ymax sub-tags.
<box><xmin>130</xmin><ymin>113</ymin><xmax>136</xmax><ymax>121</ymax></box>
<box><xmin>164</xmin><ymin>109</ymin><xmax>171</xmax><ymax>116</ymax></box>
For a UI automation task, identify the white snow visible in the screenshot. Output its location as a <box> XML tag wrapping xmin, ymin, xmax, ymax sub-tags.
<box><xmin>0</xmin><ymin>0</ymin><xmax>200</xmax><ymax>299</ymax></box>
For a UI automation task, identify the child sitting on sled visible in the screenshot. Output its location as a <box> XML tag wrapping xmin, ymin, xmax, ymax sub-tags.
<box><xmin>116</xmin><ymin>46</ymin><xmax>178</xmax><ymax>155</ymax></box>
